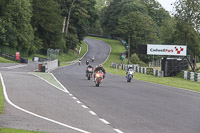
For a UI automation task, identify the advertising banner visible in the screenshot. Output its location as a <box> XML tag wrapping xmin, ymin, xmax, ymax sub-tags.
<box><xmin>16</xmin><ymin>52</ymin><xmax>20</xmax><ymax>60</ymax></box>
<box><xmin>147</xmin><ymin>44</ymin><xmax>187</xmax><ymax>56</ymax></box>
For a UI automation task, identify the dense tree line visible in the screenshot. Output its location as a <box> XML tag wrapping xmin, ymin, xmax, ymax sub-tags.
<box><xmin>0</xmin><ymin>0</ymin><xmax>98</xmax><ymax>55</ymax></box>
<box><xmin>98</xmin><ymin>0</ymin><xmax>200</xmax><ymax>63</ymax></box>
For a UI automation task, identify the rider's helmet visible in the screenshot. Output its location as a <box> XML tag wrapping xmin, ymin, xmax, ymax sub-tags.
<box><xmin>128</xmin><ymin>64</ymin><xmax>133</xmax><ymax>68</ymax></box>
<box><xmin>99</xmin><ymin>64</ymin><xmax>102</xmax><ymax>67</ymax></box>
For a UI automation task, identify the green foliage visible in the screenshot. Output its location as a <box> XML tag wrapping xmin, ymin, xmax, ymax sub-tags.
<box><xmin>172</xmin><ymin>0</ymin><xmax>200</xmax><ymax>58</ymax></box>
<box><xmin>130</xmin><ymin>53</ymin><xmax>146</xmax><ymax>66</ymax></box>
<box><xmin>0</xmin><ymin>0</ymin><xmax>34</xmax><ymax>56</ymax></box>
<box><xmin>31</xmin><ymin>0</ymin><xmax>64</xmax><ymax>51</ymax></box>
<box><xmin>117</xmin><ymin>12</ymin><xmax>159</xmax><ymax>53</ymax></box>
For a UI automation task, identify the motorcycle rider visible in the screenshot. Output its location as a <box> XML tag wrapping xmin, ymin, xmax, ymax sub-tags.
<box><xmin>86</xmin><ymin>64</ymin><xmax>94</xmax><ymax>76</ymax></box>
<box><xmin>86</xmin><ymin>59</ymin><xmax>89</xmax><ymax>65</ymax></box>
<box><xmin>78</xmin><ymin>59</ymin><xmax>81</xmax><ymax>65</ymax></box>
<box><xmin>126</xmin><ymin>64</ymin><xmax>134</xmax><ymax>76</ymax></box>
<box><xmin>92</xmin><ymin>56</ymin><xmax>95</xmax><ymax>62</ymax></box>
<box><xmin>93</xmin><ymin>64</ymin><xmax>106</xmax><ymax>79</ymax></box>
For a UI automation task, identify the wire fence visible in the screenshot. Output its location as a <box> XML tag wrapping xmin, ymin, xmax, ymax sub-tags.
<box><xmin>47</xmin><ymin>48</ymin><xmax>60</xmax><ymax>61</ymax></box>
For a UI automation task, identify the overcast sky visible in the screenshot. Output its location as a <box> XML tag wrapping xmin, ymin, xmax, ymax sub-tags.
<box><xmin>156</xmin><ymin>0</ymin><xmax>176</xmax><ymax>13</ymax></box>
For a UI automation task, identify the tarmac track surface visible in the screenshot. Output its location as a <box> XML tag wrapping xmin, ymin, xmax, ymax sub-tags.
<box><xmin>53</xmin><ymin>38</ymin><xmax>200</xmax><ymax>133</ymax></box>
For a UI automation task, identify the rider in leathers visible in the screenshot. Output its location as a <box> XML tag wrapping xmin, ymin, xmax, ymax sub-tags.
<box><xmin>93</xmin><ymin>64</ymin><xmax>106</xmax><ymax>79</ymax></box>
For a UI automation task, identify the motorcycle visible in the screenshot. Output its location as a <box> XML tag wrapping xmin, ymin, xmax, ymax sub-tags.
<box><xmin>92</xmin><ymin>57</ymin><xmax>95</xmax><ymax>62</ymax></box>
<box><xmin>94</xmin><ymin>70</ymin><xmax>104</xmax><ymax>87</ymax></box>
<box><xmin>126</xmin><ymin>69</ymin><xmax>134</xmax><ymax>82</ymax></box>
<box><xmin>86</xmin><ymin>60</ymin><xmax>89</xmax><ymax>65</ymax></box>
<box><xmin>86</xmin><ymin>67</ymin><xmax>93</xmax><ymax>80</ymax></box>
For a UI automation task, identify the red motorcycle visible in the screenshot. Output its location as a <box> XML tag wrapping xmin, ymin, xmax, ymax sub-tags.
<box><xmin>94</xmin><ymin>70</ymin><xmax>104</xmax><ymax>87</ymax></box>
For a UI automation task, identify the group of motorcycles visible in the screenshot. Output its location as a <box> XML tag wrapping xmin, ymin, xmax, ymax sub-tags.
<box><xmin>85</xmin><ymin>66</ymin><xmax>104</xmax><ymax>87</ymax></box>
<box><xmin>83</xmin><ymin>57</ymin><xmax>135</xmax><ymax>87</ymax></box>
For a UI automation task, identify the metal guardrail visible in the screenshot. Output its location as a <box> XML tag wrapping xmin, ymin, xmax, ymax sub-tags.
<box><xmin>111</xmin><ymin>63</ymin><xmax>164</xmax><ymax>77</ymax></box>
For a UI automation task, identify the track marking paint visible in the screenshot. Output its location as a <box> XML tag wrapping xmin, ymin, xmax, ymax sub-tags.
<box><xmin>72</xmin><ymin>97</ymin><xmax>77</xmax><ymax>100</ymax></box>
<box><xmin>99</xmin><ymin>119</ymin><xmax>110</xmax><ymax>125</ymax></box>
<box><xmin>113</xmin><ymin>129</ymin><xmax>124</xmax><ymax>133</ymax></box>
<box><xmin>81</xmin><ymin>105</ymin><xmax>88</xmax><ymax>109</ymax></box>
<box><xmin>50</xmin><ymin>73</ymin><xmax>69</xmax><ymax>93</ymax></box>
<box><xmin>76</xmin><ymin>101</ymin><xmax>81</xmax><ymax>104</ymax></box>
<box><xmin>89</xmin><ymin>111</ymin><xmax>96</xmax><ymax>116</ymax></box>
<box><xmin>31</xmin><ymin>73</ymin><xmax>67</xmax><ymax>93</ymax></box>
<box><xmin>0</xmin><ymin>73</ymin><xmax>90</xmax><ymax>133</ymax></box>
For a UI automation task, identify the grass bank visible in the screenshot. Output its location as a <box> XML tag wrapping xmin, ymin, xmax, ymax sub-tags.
<box><xmin>0</xmin><ymin>57</ymin><xmax>18</xmax><ymax>63</ymax></box>
<box><xmin>87</xmin><ymin>36</ymin><xmax>200</xmax><ymax>92</ymax></box>
<box><xmin>0</xmin><ymin>128</ymin><xmax>45</xmax><ymax>133</ymax></box>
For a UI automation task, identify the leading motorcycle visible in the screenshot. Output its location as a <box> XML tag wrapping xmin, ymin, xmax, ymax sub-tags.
<box><xmin>94</xmin><ymin>70</ymin><xmax>104</xmax><ymax>87</ymax></box>
<box><xmin>126</xmin><ymin>69</ymin><xmax>134</xmax><ymax>82</ymax></box>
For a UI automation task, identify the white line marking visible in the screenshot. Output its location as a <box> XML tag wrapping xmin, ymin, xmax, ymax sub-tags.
<box><xmin>113</xmin><ymin>129</ymin><xmax>124</xmax><ymax>133</ymax></box>
<box><xmin>99</xmin><ymin>119</ymin><xmax>110</xmax><ymax>125</ymax></box>
<box><xmin>31</xmin><ymin>73</ymin><xmax>67</xmax><ymax>93</ymax></box>
<box><xmin>89</xmin><ymin>111</ymin><xmax>96</xmax><ymax>116</ymax></box>
<box><xmin>69</xmin><ymin>94</ymin><xmax>73</xmax><ymax>96</ymax></box>
<box><xmin>72</xmin><ymin>97</ymin><xmax>77</xmax><ymax>100</ymax></box>
<box><xmin>0</xmin><ymin>73</ymin><xmax>90</xmax><ymax>133</ymax></box>
<box><xmin>50</xmin><ymin>73</ymin><xmax>69</xmax><ymax>93</ymax></box>
<box><xmin>76</xmin><ymin>101</ymin><xmax>81</xmax><ymax>104</ymax></box>
<box><xmin>81</xmin><ymin>105</ymin><xmax>88</xmax><ymax>109</ymax></box>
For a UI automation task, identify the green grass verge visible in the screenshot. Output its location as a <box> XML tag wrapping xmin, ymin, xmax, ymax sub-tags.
<box><xmin>0</xmin><ymin>128</ymin><xmax>45</xmax><ymax>133</ymax></box>
<box><xmin>0</xmin><ymin>79</ymin><xmax>4</xmax><ymax>114</ymax></box>
<box><xmin>87</xmin><ymin>36</ymin><xmax>200</xmax><ymax>92</ymax></box>
<box><xmin>0</xmin><ymin>57</ymin><xmax>18</xmax><ymax>63</ymax></box>
<box><xmin>60</xmin><ymin>62</ymin><xmax>70</xmax><ymax>66</ymax></box>
<box><xmin>28</xmin><ymin>54</ymin><xmax>46</xmax><ymax>61</ymax></box>
<box><xmin>58</xmin><ymin>41</ymin><xmax>87</xmax><ymax>62</ymax></box>
<box><xmin>30</xmin><ymin>72</ymin><xmax>65</xmax><ymax>91</ymax></box>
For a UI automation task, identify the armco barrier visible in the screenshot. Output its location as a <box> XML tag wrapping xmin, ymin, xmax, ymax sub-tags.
<box><xmin>111</xmin><ymin>62</ymin><xmax>163</xmax><ymax>77</ymax></box>
<box><xmin>182</xmin><ymin>71</ymin><xmax>200</xmax><ymax>82</ymax></box>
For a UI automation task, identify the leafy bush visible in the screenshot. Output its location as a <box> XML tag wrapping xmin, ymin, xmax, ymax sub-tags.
<box><xmin>130</xmin><ymin>53</ymin><xmax>147</xmax><ymax>66</ymax></box>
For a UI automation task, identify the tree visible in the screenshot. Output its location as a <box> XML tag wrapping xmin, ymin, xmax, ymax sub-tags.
<box><xmin>117</xmin><ymin>12</ymin><xmax>159</xmax><ymax>54</ymax></box>
<box><xmin>57</xmin><ymin>0</ymin><xmax>98</xmax><ymax>51</ymax></box>
<box><xmin>173</xmin><ymin>0</ymin><xmax>200</xmax><ymax>59</ymax></box>
<box><xmin>31</xmin><ymin>0</ymin><xmax>64</xmax><ymax>51</ymax></box>
<box><xmin>0</xmin><ymin>0</ymin><xmax>34</xmax><ymax>55</ymax></box>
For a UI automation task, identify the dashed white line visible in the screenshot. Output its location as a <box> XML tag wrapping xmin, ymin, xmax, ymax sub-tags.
<box><xmin>69</xmin><ymin>94</ymin><xmax>73</xmax><ymax>96</ymax></box>
<box><xmin>72</xmin><ymin>97</ymin><xmax>77</xmax><ymax>100</ymax></box>
<box><xmin>81</xmin><ymin>105</ymin><xmax>88</xmax><ymax>109</ymax></box>
<box><xmin>76</xmin><ymin>101</ymin><xmax>81</xmax><ymax>104</ymax></box>
<box><xmin>99</xmin><ymin>119</ymin><xmax>110</xmax><ymax>125</ymax></box>
<box><xmin>89</xmin><ymin>111</ymin><xmax>96</xmax><ymax>116</ymax></box>
<box><xmin>113</xmin><ymin>129</ymin><xmax>124</xmax><ymax>133</ymax></box>
<box><xmin>0</xmin><ymin>73</ymin><xmax>90</xmax><ymax>133</ymax></box>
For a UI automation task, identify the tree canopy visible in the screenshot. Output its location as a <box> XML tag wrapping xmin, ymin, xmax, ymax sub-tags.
<box><xmin>0</xmin><ymin>0</ymin><xmax>98</xmax><ymax>55</ymax></box>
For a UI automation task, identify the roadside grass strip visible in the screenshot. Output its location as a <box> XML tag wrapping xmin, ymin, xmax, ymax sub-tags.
<box><xmin>30</xmin><ymin>72</ymin><xmax>68</xmax><ymax>92</ymax></box>
<box><xmin>0</xmin><ymin>57</ymin><xmax>18</xmax><ymax>63</ymax></box>
<box><xmin>87</xmin><ymin>36</ymin><xmax>200</xmax><ymax>93</ymax></box>
<box><xmin>0</xmin><ymin>128</ymin><xmax>45</xmax><ymax>133</ymax></box>
<box><xmin>0</xmin><ymin>78</ymin><xmax>4</xmax><ymax>114</ymax></box>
